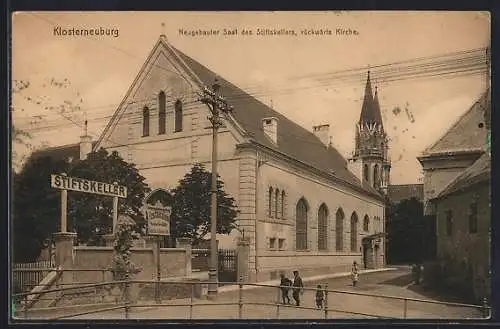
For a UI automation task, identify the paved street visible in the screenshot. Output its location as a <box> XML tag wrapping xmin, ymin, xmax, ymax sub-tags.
<box><xmin>19</xmin><ymin>267</ymin><xmax>485</xmax><ymax>320</ymax></box>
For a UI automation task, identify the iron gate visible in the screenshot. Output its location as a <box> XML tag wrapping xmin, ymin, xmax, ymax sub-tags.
<box><xmin>218</xmin><ymin>249</ymin><xmax>237</xmax><ymax>283</ymax></box>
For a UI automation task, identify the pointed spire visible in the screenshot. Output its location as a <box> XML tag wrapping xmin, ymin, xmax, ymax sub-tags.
<box><xmin>359</xmin><ymin>70</ymin><xmax>374</xmax><ymax>125</ymax></box>
<box><xmin>372</xmin><ymin>85</ymin><xmax>384</xmax><ymax>130</ymax></box>
<box><xmin>359</xmin><ymin>70</ymin><xmax>383</xmax><ymax>127</ymax></box>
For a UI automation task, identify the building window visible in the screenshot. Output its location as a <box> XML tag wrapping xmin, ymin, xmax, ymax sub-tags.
<box><xmin>268</xmin><ymin>187</ymin><xmax>273</xmax><ymax>218</ymax></box>
<box><xmin>142</xmin><ymin>106</ymin><xmax>150</xmax><ymax>137</ymax></box>
<box><xmin>175</xmin><ymin>99</ymin><xmax>183</xmax><ymax>132</ymax></box>
<box><xmin>373</xmin><ymin>164</ymin><xmax>379</xmax><ymax>188</ymax></box>
<box><xmin>317</xmin><ymin>203</ymin><xmax>328</xmax><ymax>251</ymax></box>
<box><xmin>445</xmin><ymin>210</ymin><xmax>453</xmax><ymax>236</ymax></box>
<box><xmin>363</xmin><ymin>215</ymin><xmax>369</xmax><ymax>232</ymax></box>
<box><xmin>278</xmin><ymin>238</ymin><xmax>285</xmax><ymax>250</ymax></box>
<box><xmin>350</xmin><ymin>212</ymin><xmax>358</xmax><ymax>252</ymax></box>
<box><xmin>335</xmin><ymin>208</ymin><xmax>344</xmax><ymax>251</ymax></box>
<box><xmin>295</xmin><ymin>198</ymin><xmax>309</xmax><ymax>250</ymax></box>
<box><xmin>469</xmin><ymin>203</ymin><xmax>478</xmax><ymax>234</ymax></box>
<box><xmin>269</xmin><ymin>237</ymin><xmax>276</xmax><ymax>249</ymax></box>
<box><xmin>158</xmin><ymin>91</ymin><xmax>166</xmax><ymax>135</ymax></box>
<box><xmin>281</xmin><ymin>190</ymin><xmax>286</xmax><ymax>220</ymax></box>
<box><xmin>363</xmin><ymin>164</ymin><xmax>369</xmax><ymax>182</ymax></box>
<box><xmin>275</xmin><ymin>189</ymin><xmax>280</xmax><ymax>219</ymax></box>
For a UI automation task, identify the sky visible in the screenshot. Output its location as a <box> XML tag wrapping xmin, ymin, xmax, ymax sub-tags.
<box><xmin>11</xmin><ymin>11</ymin><xmax>490</xmax><ymax>184</ymax></box>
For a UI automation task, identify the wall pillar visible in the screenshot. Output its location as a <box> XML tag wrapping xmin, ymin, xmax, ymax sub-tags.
<box><xmin>103</xmin><ymin>234</ymin><xmax>115</xmax><ymax>247</ymax></box>
<box><xmin>53</xmin><ymin>232</ymin><xmax>77</xmax><ymax>287</ymax></box>
<box><xmin>237</xmin><ymin>237</ymin><xmax>250</xmax><ymax>282</ymax></box>
<box><xmin>176</xmin><ymin>237</ymin><xmax>192</xmax><ymax>276</ymax></box>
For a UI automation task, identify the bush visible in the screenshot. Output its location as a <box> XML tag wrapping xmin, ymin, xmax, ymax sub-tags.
<box><xmin>422</xmin><ymin>261</ymin><xmax>442</xmax><ymax>288</ymax></box>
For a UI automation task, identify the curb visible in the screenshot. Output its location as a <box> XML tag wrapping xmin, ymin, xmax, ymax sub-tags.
<box><xmin>218</xmin><ymin>267</ymin><xmax>399</xmax><ymax>293</ymax></box>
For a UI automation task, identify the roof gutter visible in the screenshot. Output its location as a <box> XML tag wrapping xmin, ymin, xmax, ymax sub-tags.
<box><xmin>237</xmin><ymin>140</ymin><xmax>385</xmax><ymax>203</ymax></box>
<box><xmin>430</xmin><ymin>174</ymin><xmax>490</xmax><ymax>202</ymax></box>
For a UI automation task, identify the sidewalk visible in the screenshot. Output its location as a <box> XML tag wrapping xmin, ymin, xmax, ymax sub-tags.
<box><xmin>218</xmin><ymin>267</ymin><xmax>398</xmax><ymax>293</ymax></box>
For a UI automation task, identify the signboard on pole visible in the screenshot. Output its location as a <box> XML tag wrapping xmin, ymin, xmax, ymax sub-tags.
<box><xmin>51</xmin><ymin>174</ymin><xmax>127</xmax><ymax>198</ymax></box>
<box><xmin>146</xmin><ymin>201</ymin><xmax>171</xmax><ymax>236</ymax></box>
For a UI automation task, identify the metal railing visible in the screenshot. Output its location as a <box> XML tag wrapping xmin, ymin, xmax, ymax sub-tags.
<box><xmin>11</xmin><ymin>279</ymin><xmax>491</xmax><ymax>320</ymax></box>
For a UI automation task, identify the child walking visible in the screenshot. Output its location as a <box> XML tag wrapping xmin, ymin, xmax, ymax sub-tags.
<box><xmin>351</xmin><ymin>261</ymin><xmax>359</xmax><ymax>287</ymax></box>
<box><xmin>315</xmin><ymin>284</ymin><xmax>324</xmax><ymax>308</ymax></box>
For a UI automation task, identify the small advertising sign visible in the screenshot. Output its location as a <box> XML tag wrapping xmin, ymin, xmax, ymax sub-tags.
<box><xmin>146</xmin><ymin>202</ymin><xmax>171</xmax><ymax>236</ymax></box>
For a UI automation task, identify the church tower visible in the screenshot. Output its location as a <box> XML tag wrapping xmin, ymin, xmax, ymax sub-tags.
<box><xmin>348</xmin><ymin>71</ymin><xmax>391</xmax><ymax>194</ymax></box>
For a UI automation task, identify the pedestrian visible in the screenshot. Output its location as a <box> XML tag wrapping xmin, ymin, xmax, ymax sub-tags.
<box><xmin>418</xmin><ymin>263</ymin><xmax>424</xmax><ymax>285</ymax></box>
<box><xmin>279</xmin><ymin>273</ymin><xmax>292</xmax><ymax>304</ymax></box>
<box><xmin>351</xmin><ymin>261</ymin><xmax>359</xmax><ymax>287</ymax></box>
<box><xmin>315</xmin><ymin>284</ymin><xmax>324</xmax><ymax>308</ymax></box>
<box><xmin>292</xmin><ymin>270</ymin><xmax>304</xmax><ymax>306</ymax></box>
<box><xmin>411</xmin><ymin>263</ymin><xmax>418</xmax><ymax>284</ymax></box>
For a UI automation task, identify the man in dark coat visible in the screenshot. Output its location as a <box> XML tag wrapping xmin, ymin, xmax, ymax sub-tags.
<box><xmin>279</xmin><ymin>273</ymin><xmax>292</xmax><ymax>304</ymax></box>
<box><xmin>292</xmin><ymin>270</ymin><xmax>304</xmax><ymax>306</ymax></box>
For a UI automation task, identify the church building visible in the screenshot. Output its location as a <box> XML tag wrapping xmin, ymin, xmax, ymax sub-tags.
<box><xmin>39</xmin><ymin>35</ymin><xmax>393</xmax><ymax>282</ymax></box>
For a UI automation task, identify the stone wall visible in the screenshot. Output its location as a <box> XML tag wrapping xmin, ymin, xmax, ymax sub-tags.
<box><xmin>72</xmin><ymin>246</ymin><xmax>188</xmax><ymax>282</ymax></box>
<box><xmin>435</xmin><ymin>182</ymin><xmax>490</xmax><ymax>301</ymax></box>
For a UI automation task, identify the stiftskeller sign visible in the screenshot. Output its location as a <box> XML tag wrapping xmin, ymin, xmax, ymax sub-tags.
<box><xmin>51</xmin><ymin>174</ymin><xmax>127</xmax><ymax>198</ymax></box>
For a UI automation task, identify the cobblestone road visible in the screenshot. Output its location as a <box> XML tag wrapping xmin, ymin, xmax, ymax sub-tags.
<box><xmin>19</xmin><ymin>267</ymin><xmax>485</xmax><ymax>320</ymax></box>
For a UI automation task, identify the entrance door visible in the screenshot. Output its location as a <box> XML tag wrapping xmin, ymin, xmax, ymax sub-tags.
<box><xmin>363</xmin><ymin>243</ymin><xmax>369</xmax><ymax>269</ymax></box>
<box><xmin>374</xmin><ymin>245</ymin><xmax>380</xmax><ymax>268</ymax></box>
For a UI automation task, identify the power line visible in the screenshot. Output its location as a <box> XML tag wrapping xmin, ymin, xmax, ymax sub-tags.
<box><xmin>17</xmin><ymin>13</ymin><xmax>488</xmax><ymax>117</ymax></box>
<box><xmin>15</xmin><ymin>61</ymin><xmax>486</xmax><ymax>132</ymax></box>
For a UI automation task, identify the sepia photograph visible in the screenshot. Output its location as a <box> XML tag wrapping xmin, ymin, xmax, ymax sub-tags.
<box><xmin>10</xmin><ymin>11</ymin><xmax>491</xmax><ymax>321</ymax></box>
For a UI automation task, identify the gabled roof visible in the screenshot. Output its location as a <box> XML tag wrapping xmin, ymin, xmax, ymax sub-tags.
<box><xmin>421</xmin><ymin>91</ymin><xmax>489</xmax><ymax>157</ymax></box>
<box><xmin>171</xmin><ymin>45</ymin><xmax>381</xmax><ymax>199</ymax></box>
<box><xmin>388</xmin><ymin>184</ymin><xmax>424</xmax><ymax>204</ymax></box>
<box><xmin>95</xmin><ymin>36</ymin><xmax>382</xmax><ymax>200</ymax></box>
<box><xmin>30</xmin><ymin>142</ymin><xmax>97</xmax><ymax>163</ymax></box>
<box><xmin>435</xmin><ymin>152</ymin><xmax>490</xmax><ymax>199</ymax></box>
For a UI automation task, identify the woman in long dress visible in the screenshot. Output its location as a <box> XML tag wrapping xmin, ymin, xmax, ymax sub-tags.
<box><xmin>351</xmin><ymin>261</ymin><xmax>359</xmax><ymax>287</ymax></box>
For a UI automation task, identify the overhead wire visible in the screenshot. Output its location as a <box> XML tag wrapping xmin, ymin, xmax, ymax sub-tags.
<box><xmin>15</xmin><ymin>60</ymin><xmax>486</xmax><ymax>132</ymax></box>
<box><xmin>14</xmin><ymin>12</ymin><xmax>489</xmax><ymax>164</ymax></box>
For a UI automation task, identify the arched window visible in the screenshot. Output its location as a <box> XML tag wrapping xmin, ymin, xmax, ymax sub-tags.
<box><xmin>281</xmin><ymin>190</ymin><xmax>286</xmax><ymax>220</ymax></box>
<box><xmin>363</xmin><ymin>215</ymin><xmax>369</xmax><ymax>232</ymax></box>
<box><xmin>335</xmin><ymin>208</ymin><xmax>344</xmax><ymax>251</ymax></box>
<box><xmin>373</xmin><ymin>164</ymin><xmax>379</xmax><ymax>188</ymax></box>
<box><xmin>158</xmin><ymin>91</ymin><xmax>166</xmax><ymax>135</ymax></box>
<box><xmin>317</xmin><ymin>203</ymin><xmax>328</xmax><ymax>251</ymax></box>
<box><xmin>363</xmin><ymin>164</ymin><xmax>369</xmax><ymax>182</ymax></box>
<box><xmin>175</xmin><ymin>99</ymin><xmax>183</xmax><ymax>132</ymax></box>
<box><xmin>275</xmin><ymin>189</ymin><xmax>280</xmax><ymax>219</ymax></box>
<box><xmin>350</xmin><ymin>212</ymin><xmax>359</xmax><ymax>252</ymax></box>
<box><xmin>268</xmin><ymin>187</ymin><xmax>273</xmax><ymax>218</ymax></box>
<box><xmin>296</xmin><ymin>198</ymin><xmax>309</xmax><ymax>250</ymax></box>
<box><xmin>142</xmin><ymin>106</ymin><xmax>150</xmax><ymax>137</ymax></box>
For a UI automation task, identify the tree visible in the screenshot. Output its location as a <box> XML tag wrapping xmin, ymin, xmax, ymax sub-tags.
<box><xmin>67</xmin><ymin>149</ymin><xmax>150</xmax><ymax>245</ymax></box>
<box><xmin>12</xmin><ymin>148</ymin><xmax>150</xmax><ymax>262</ymax></box>
<box><xmin>11</xmin><ymin>78</ymin><xmax>82</xmax><ymax>172</ymax></box>
<box><xmin>386</xmin><ymin>198</ymin><xmax>428</xmax><ymax>264</ymax></box>
<box><xmin>170</xmin><ymin>164</ymin><xmax>239</xmax><ymax>245</ymax></box>
<box><xmin>12</xmin><ymin>155</ymin><xmax>68</xmax><ymax>262</ymax></box>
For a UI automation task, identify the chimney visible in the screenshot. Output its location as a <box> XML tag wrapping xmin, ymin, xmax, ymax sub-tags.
<box><xmin>347</xmin><ymin>157</ymin><xmax>363</xmax><ymax>185</ymax></box>
<box><xmin>313</xmin><ymin>124</ymin><xmax>330</xmax><ymax>147</ymax></box>
<box><xmin>79</xmin><ymin>120</ymin><xmax>92</xmax><ymax>160</ymax></box>
<box><xmin>262</xmin><ymin>117</ymin><xmax>278</xmax><ymax>144</ymax></box>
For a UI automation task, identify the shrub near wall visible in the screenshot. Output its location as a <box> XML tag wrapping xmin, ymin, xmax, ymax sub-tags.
<box><xmin>422</xmin><ymin>261</ymin><xmax>442</xmax><ymax>288</ymax></box>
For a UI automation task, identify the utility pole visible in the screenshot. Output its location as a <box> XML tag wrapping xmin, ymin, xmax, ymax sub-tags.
<box><xmin>199</xmin><ymin>78</ymin><xmax>233</xmax><ymax>298</ymax></box>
